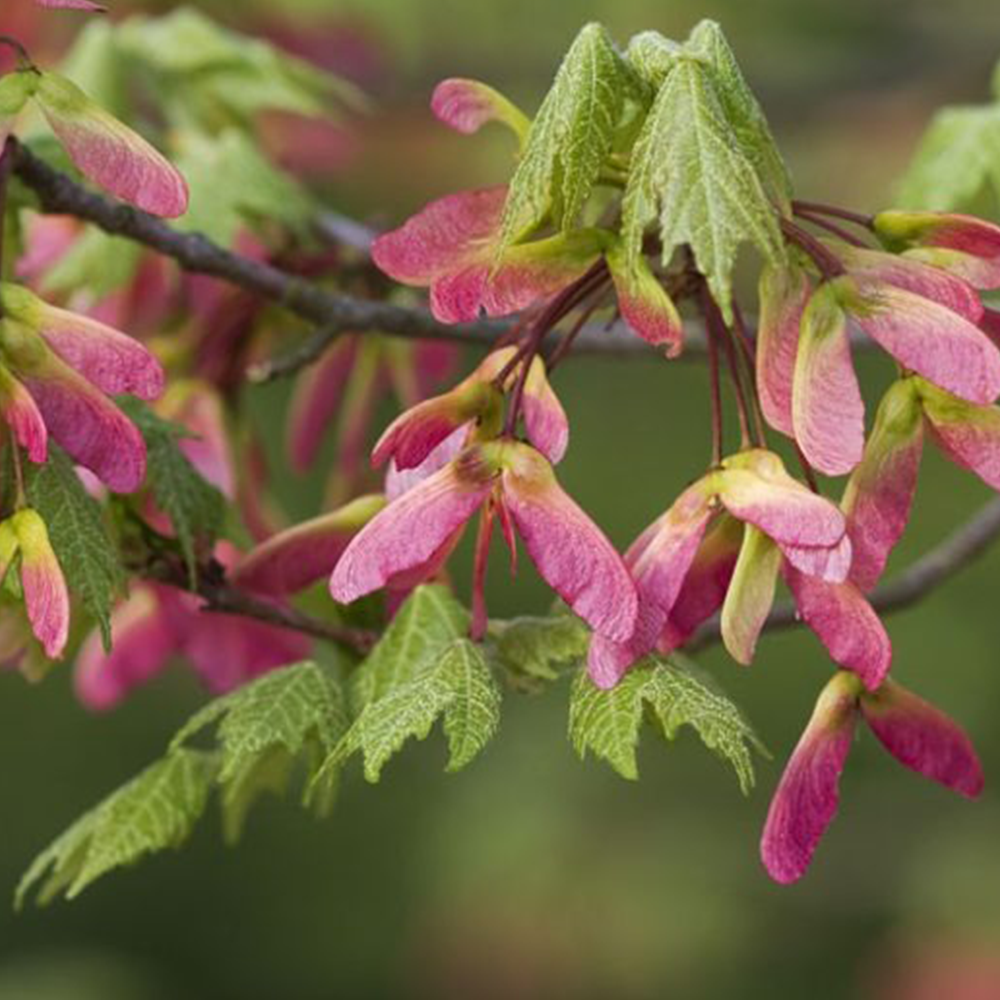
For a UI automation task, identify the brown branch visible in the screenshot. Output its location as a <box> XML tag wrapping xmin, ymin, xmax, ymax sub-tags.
<box><xmin>688</xmin><ymin>495</ymin><xmax>1000</xmax><ymax>651</ymax></box>
<box><xmin>11</xmin><ymin>141</ymin><xmax>664</xmax><ymax>363</ymax></box>
<box><xmin>140</xmin><ymin>553</ymin><xmax>377</xmax><ymax>654</ymax></box>
<box><xmin>11</xmin><ymin>142</ymin><xmax>887</xmax><ymax>383</ymax></box>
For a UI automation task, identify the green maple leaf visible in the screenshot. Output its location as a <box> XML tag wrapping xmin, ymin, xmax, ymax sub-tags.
<box><xmin>173</xmin><ymin>129</ymin><xmax>317</xmax><ymax>246</ymax></box>
<box><xmin>685</xmin><ymin>20</ymin><xmax>792</xmax><ymax>208</ymax></box>
<box><xmin>499</xmin><ymin>23</ymin><xmax>643</xmax><ymax>247</ymax></box>
<box><xmin>171</xmin><ymin>660</ymin><xmax>350</xmax><ymax>840</ymax></box>
<box><xmin>568</xmin><ymin>654</ymin><xmax>764</xmax><ymax>792</ymax></box>
<box><xmin>896</xmin><ymin>103</ymin><xmax>1000</xmax><ymax>211</ymax></box>
<box><xmin>349</xmin><ymin>584</ymin><xmax>469</xmax><ymax>712</ymax></box>
<box><xmin>622</xmin><ymin>55</ymin><xmax>785</xmax><ymax>319</ymax></box>
<box><xmin>118</xmin><ymin>399</ymin><xmax>224</xmax><ymax>587</ymax></box>
<box><xmin>25</xmin><ymin>445</ymin><xmax>123</xmax><ymax>650</ymax></box>
<box><xmin>491</xmin><ymin>612</ymin><xmax>589</xmax><ymax>683</ymax></box>
<box><xmin>17</xmin><ymin>749</ymin><xmax>218</xmax><ymax>907</ymax></box>
<box><xmin>116</xmin><ymin>8</ymin><xmax>367</xmax><ymax>124</ymax></box>
<box><xmin>325</xmin><ymin>638</ymin><xmax>501</xmax><ymax>783</ymax></box>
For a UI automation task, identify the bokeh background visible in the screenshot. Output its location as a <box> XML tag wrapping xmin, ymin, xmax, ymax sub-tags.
<box><xmin>1</xmin><ymin>1</ymin><xmax>1000</xmax><ymax>997</ymax></box>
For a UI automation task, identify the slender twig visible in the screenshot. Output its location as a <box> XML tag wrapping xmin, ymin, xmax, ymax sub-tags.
<box><xmin>11</xmin><ymin>142</ymin><xmax>883</xmax><ymax>374</ymax></box>
<box><xmin>780</xmin><ymin>217</ymin><xmax>846</xmax><ymax>280</ymax></box>
<box><xmin>140</xmin><ymin>553</ymin><xmax>376</xmax><ymax>653</ymax></box>
<box><xmin>10</xmin><ymin>142</ymin><xmax>652</xmax><ymax>360</ymax></box>
<box><xmin>139</xmin><ymin>495</ymin><xmax>1000</xmax><ymax>656</ymax></box>
<box><xmin>791</xmin><ymin>200</ymin><xmax>874</xmax><ymax>230</ymax></box>
<box><xmin>704</xmin><ymin>305</ymin><xmax>724</xmax><ymax>466</ymax></box>
<box><xmin>688</xmin><ymin>495</ymin><xmax>1000</xmax><ymax>651</ymax></box>
<box><xmin>793</xmin><ymin>207</ymin><xmax>868</xmax><ymax>248</ymax></box>
<box><xmin>731</xmin><ymin>304</ymin><xmax>767</xmax><ymax>446</ymax></box>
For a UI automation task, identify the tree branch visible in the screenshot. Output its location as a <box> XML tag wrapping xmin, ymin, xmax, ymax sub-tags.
<box><xmin>11</xmin><ymin>142</ymin><xmax>664</xmax><ymax>364</ymax></box>
<box><xmin>12</xmin><ymin>142</ymin><xmax>884</xmax><ymax>380</ymax></box>
<box><xmin>689</xmin><ymin>495</ymin><xmax>1000</xmax><ymax>651</ymax></box>
<box><xmin>15</xmin><ymin>143</ymin><xmax>990</xmax><ymax>655</ymax></box>
<box><xmin>139</xmin><ymin>553</ymin><xmax>377</xmax><ymax>654</ymax></box>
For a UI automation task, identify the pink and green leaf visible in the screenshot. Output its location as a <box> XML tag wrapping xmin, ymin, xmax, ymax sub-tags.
<box><xmin>860</xmin><ymin>679</ymin><xmax>983</xmax><ymax>797</ymax></box>
<box><xmin>35</xmin><ymin>72</ymin><xmax>189</xmax><ymax>218</ymax></box>
<box><xmin>431</xmin><ymin>78</ymin><xmax>530</xmax><ymax>143</ymax></box>
<box><xmin>497</xmin><ymin>442</ymin><xmax>637</xmax><ymax>642</ymax></box>
<box><xmin>233</xmin><ymin>495</ymin><xmax>386</xmax><ymax>597</ymax></box>
<box><xmin>330</xmin><ymin>449</ymin><xmax>495</xmax><ymax>604</ymax></box>
<box><xmin>844</xmin><ymin>278</ymin><xmax>1000</xmax><ymax>405</ymax></box>
<box><xmin>756</xmin><ymin>263</ymin><xmax>811</xmax><ymax>437</ymax></box>
<box><xmin>22</xmin><ymin>353</ymin><xmax>147</xmax><ymax>493</ymax></box>
<box><xmin>74</xmin><ymin>585</ymin><xmax>176</xmax><ymax>710</ymax></box>
<box><xmin>626</xmin><ymin>480</ymin><xmax>716</xmax><ymax>622</ymax></box>
<box><xmin>286</xmin><ymin>336</ymin><xmax>359</xmax><ymax>474</ymax></box>
<box><xmin>720</xmin><ymin>524</ymin><xmax>781</xmax><ymax>665</ymax></box>
<box><xmin>12</xmin><ymin>509</ymin><xmax>70</xmax><ymax>659</ymax></box>
<box><xmin>716</xmin><ymin>449</ymin><xmax>847</xmax><ymax>549</ymax></box>
<box><xmin>918</xmin><ymin>378</ymin><xmax>1000</xmax><ymax>492</ymax></box>
<box><xmin>832</xmin><ymin>243</ymin><xmax>983</xmax><ymax>321</ymax></box>
<box><xmin>841</xmin><ymin>378</ymin><xmax>925</xmax><ymax>591</ymax></box>
<box><xmin>792</xmin><ymin>282</ymin><xmax>865</xmax><ymax>476</ymax></box>
<box><xmin>1</xmin><ymin>283</ymin><xmax>164</xmax><ymax>401</ymax></box>
<box><xmin>0</xmin><ymin>365</ymin><xmax>47</xmax><ymax>464</ymax></box>
<box><xmin>760</xmin><ymin>672</ymin><xmax>862</xmax><ymax>884</ymax></box>
<box><xmin>606</xmin><ymin>243</ymin><xmax>683</xmax><ymax>356</ymax></box>
<box><xmin>874</xmin><ymin>210</ymin><xmax>1000</xmax><ymax>290</ymax></box>
<box><xmin>784</xmin><ymin>568</ymin><xmax>891</xmax><ymax>690</ymax></box>
<box><xmin>521</xmin><ymin>356</ymin><xmax>569</xmax><ymax>464</ymax></box>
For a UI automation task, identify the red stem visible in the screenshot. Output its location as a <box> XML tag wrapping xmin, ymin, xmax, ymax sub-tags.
<box><xmin>502</xmin><ymin>260</ymin><xmax>609</xmax><ymax>436</ymax></box>
<box><xmin>702</xmin><ymin>289</ymin><xmax>724</xmax><ymax>466</ymax></box>
<box><xmin>470</xmin><ymin>506</ymin><xmax>495</xmax><ymax>641</ymax></box>
<box><xmin>793</xmin><ymin>208</ymin><xmax>868</xmax><ymax>248</ymax></box>
<box><xmin>791</xmin><ymin>200</ymin><xmax>873</xmax><ymax>230</ymax></box>
<box><xmin>780</xmin><ymin>218</ymin><xmax>846</xmax><ymax>281</ymax></box>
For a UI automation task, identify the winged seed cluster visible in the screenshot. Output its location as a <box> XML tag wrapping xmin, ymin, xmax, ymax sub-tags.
<box><xmin>3</xmin><ymin>12</ymin><xmax>999</xmax><ymax>900</ymax></box>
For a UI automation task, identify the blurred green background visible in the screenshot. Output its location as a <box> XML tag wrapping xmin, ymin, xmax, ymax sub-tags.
<box><xmin>2</xmin><ymin>1</ymin><xmax>1000</xmax><ymax>997</ymax></box>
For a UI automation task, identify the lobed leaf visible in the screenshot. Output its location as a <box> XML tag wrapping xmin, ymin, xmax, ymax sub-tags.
<box><xmin>895</xmin><ymin>104</ymin><xmax>1000</xmax><ymax>211</ymax></box>
<box><xmin>35</xmin><ymin>71</ymin><xmax>188</xmax><ymax>218</ymax></box>
<box><xmin>330</xmin><ymin>637</ymin><xmax>501</xmax><ymax>782</ymax></box>
<box><xmin>24</xmin><ymin>444</ymin><xmax>123</xmax><ymax>649</ymax></box>
<box><xmin>626</xmin><ymin>31</ymin><xmax>682</xmax><ymax>88</ymax></box>
<box><xmin>349</xmin><ymin>584</ymin><xmax>468</xmax><ymax>711</ymax></box>
<box><xmin>438</xmin><ymin>639</ymin><xmax>503</xmax><ymax>771</ymax></box>
<box><xmin>622</xmin><ymin>56</ymin><xmax>785</xmax><ymax>319</ymax></box>
<box><xmin>17</xmin><ymin>749</ymin><xmax>218</xmax><ymax>907</ymax></box>
<box><xmin>499</xmin><ymin>23</ymin><xmax>640</xmax><ymax>247</ymax></box>
<box><xmin>171</xmin><ymin>660</ymin><xmax>350</xmax><ymax>839</ymax></box>
<box><xmin>569</xmin><ymin>654</ymin><xmax>762</xmax><ymax>791</ymax></box>
<box><xmin>116</xmin><ymin>8</ymin><xmax>367</xmax><ymax>123</ymax></box>
<box><xmin>491</xmin><ymin>612</ymin><xmax>589</xmax><ymax>683</ymax></box>
<box><xmin>685</xmin><ymin>20</ymin><xmax>792</xmax><ymax>208</ymax></box>
<box><xmin>118</xmin><ymin>399</ymin><xmax>224</xmax><ymax>587</ymax></box>
<box><xmin>172</xmin><ymin>129</ymin><xmax>317</xmax><ymax>246</ymax></box>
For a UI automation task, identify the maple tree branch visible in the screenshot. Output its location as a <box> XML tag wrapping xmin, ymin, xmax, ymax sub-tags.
<box><xmin>138</xmin><ymin>552</ymin><xmax>377</xmax><ymax>654</ymax></box>
<box><xmin>7</xmin><ymin>142</ymin><xmax>884</xmax><ymax>380</ymax></box>
<box><xmin>11</xmin><ymin>142</ymin><xmax>663</xmax><ymax>363</ymax></box>
<box><xmin>689</xmin><ymin>495</ymin><xmax>1000</xmax><ymax>651</ymax></box>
